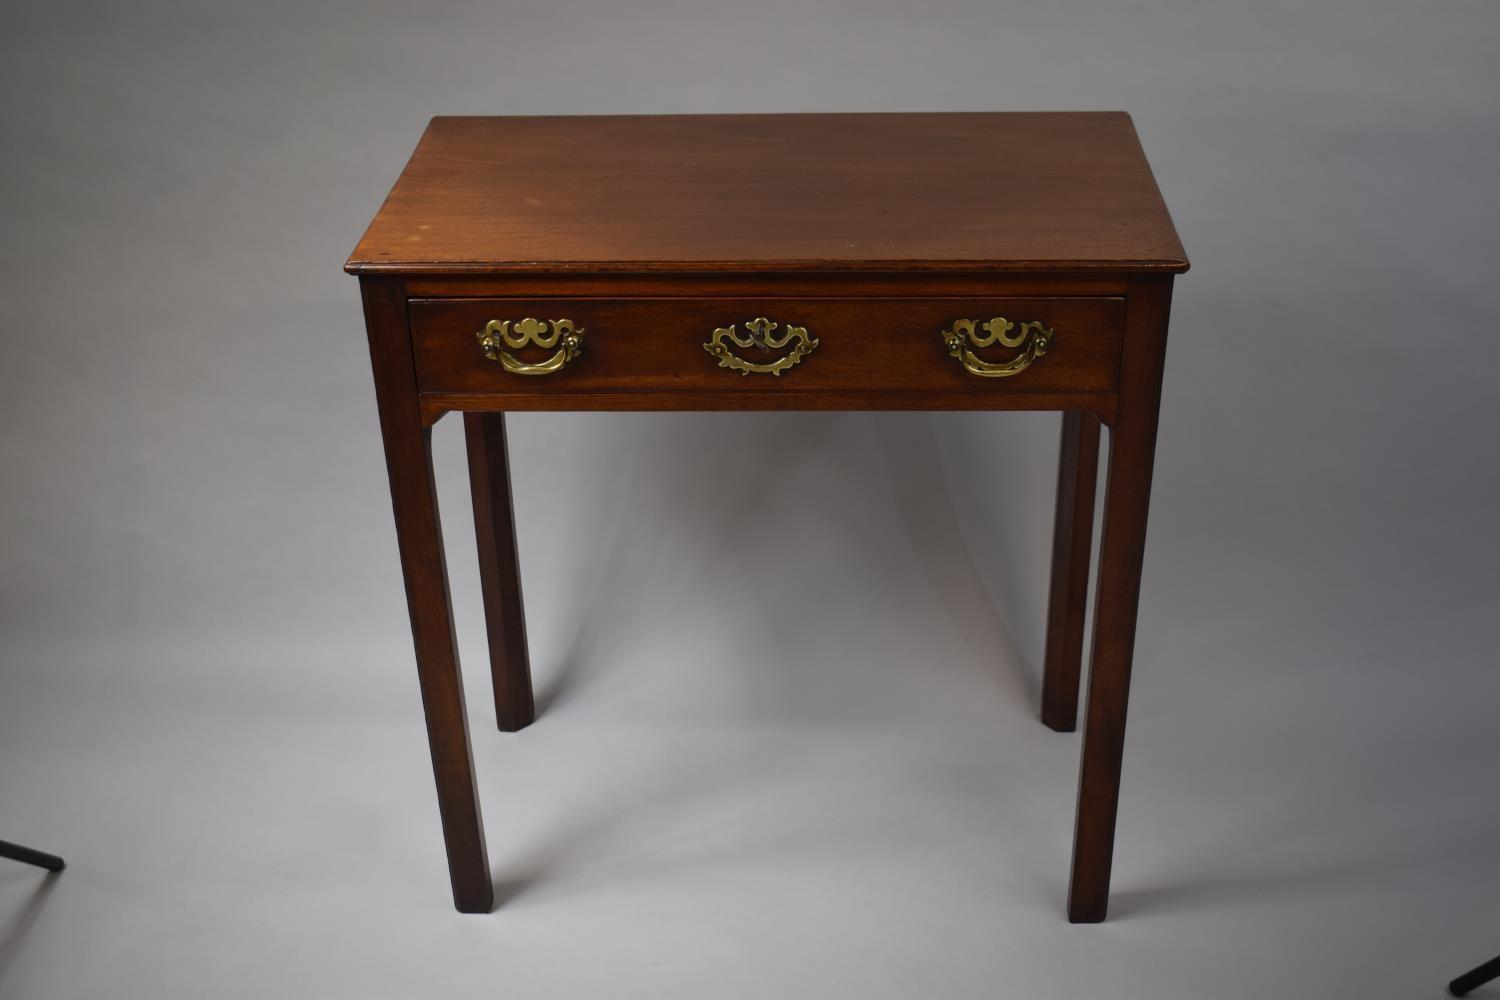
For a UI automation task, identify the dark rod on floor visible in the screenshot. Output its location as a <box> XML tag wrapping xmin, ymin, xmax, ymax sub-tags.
<box><xmin>1450</xmin><ymin>952</ymin><xmax>1500</xmax><ymax>997</ymax></box>
<box><xmin>0</xmin><ymin>839</ymin><xmax>65</xmax><ymax>872</ymax></box>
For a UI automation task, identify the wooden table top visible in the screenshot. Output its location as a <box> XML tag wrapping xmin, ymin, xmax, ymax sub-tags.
<box><xmin>346</xmin><ymin>112</ymin><xmax>1188</xmax><ymax>277</ymax></box>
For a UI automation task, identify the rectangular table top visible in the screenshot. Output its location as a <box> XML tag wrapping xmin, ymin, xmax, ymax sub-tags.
<box><xmin>346</xmin><ymin>112</ymin><xmax>1187</xmax><ymax>277</ymax></box>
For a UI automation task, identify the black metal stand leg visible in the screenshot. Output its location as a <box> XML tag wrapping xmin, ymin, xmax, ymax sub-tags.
<box><xmin>1451</xmin><ymin>952</ymin><xmax>1500</xmax><ymax>997</ymax></box>
<box><xmin>0</xmin><ymin>839</ymin><xmax>65</xmax><ymax>872</ymax></box>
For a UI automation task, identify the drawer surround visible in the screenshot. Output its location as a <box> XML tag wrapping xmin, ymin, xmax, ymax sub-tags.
<box><xmin>408</xmin><ymin>295</ymin><xmax>1125</xmax><ymax>406</ymax></box>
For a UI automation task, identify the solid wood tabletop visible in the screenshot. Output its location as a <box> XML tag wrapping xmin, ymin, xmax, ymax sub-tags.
<box><xmin>346</xmin><ymin>112</ymin><xmax>1187</xmax><ymax>276</ymax></box>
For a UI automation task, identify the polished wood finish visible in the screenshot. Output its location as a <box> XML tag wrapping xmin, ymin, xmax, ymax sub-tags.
<box><xmin>404</xmin><ymin>272</ymin><xmax>1133</xmax><ymax>299</ymax></box>
<box><xmin>463</xmin><ymin>413</ymin><xmax>535</xmax><ymax>732</ymax></box>
<box><xmin>1042</xmin><ymin>410</ymin><xmax>1102</xmax><ymax>732</ymax></box>
<box><xmin>349</xmin><ymin>113</ymin><xmax>1186</xmax><ymax>921</ymax></box>
<box><xmin>347</xmin><ymin>113</ymin><xmax>1187</xmax><ymax>275</ymax></box>
<box><xmin>419</xmin><ymin>389</ymin><xmax>1117</xmax><ymax>424</ymax></box>
<box><xmin>410</xmin><ymin>296</ymin><xmax>1124</xmax><ymax>402</ymax></box>
<box><xmin>361</xmin><ymin>278</ymin><xmax>493</xmax><ymax>913</ymax></box>
<box><xmin>1068</xmin><ymin>277</ymin><xmax>1174</xmax><ymax>923</ymax></box>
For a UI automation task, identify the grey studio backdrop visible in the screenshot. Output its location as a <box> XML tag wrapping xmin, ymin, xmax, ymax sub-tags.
<box><xmin>1</xmin><ymin>2</ymin><xmax>1496</xmax><ymax>998</ymax></box>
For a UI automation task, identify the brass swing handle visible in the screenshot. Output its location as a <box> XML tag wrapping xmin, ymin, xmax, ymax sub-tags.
<box><xmin>940</xmin><ymin>317</ymin><xmax>1054</xmax><ymax>378</ymax></box>
<box><xmin>476</xmin><ymin>318</ymin><xmax>584</xmax><ymax>375</ymax></box>
<box><xmin>704</xmin><ymin>317</ymin><xmax>819</xmax><ymax>376</ymax></box>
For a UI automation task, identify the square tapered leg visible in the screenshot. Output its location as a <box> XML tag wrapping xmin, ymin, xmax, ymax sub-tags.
<box><xmin>363</xmin><ymin>278</ymin><xmax>493</xmax><ymax>914</ymax></box>
<box><xmin>464</xmin><ymin>412</ymin><xmax>535</xmax><ymax>732</ymax></box>
<box><xmin>1042</xmin><ymin>410</ymin><xmax>1101</xmax><ymax>732</ymax></box>
<box><xmin>1067</xmin><ymin>279</ymin><xmax>1173</xmax><ymax>923</ymax></box>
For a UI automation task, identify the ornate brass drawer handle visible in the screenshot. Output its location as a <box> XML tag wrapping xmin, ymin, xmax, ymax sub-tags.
<box><xmin>704</xmin><ymin>317</ymin><xmax>819</xmax><ymax>376</ymax></box>
<box><xmin>940</xmin><ymin>317</ymin><xmax>1054</xmax><ymax>378</ymax></box>
<box><xmin>476</xmin><ymin>318</ymin><xmax>584</xmax><ymax>375</ymax></box>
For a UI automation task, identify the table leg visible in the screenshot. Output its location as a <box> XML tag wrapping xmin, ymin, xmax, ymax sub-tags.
<box><xmin>362</xmin><ymin>279</ymin><xmax>493</xmax><ymax>914</ymax></box>
<box><xmin>1042</xmin><ymin>410</ymin><xmax>1101</xmax><ymax>732</ymax></box>
<box><xmin>464</xmin><ymin>412</ymin><xmax>535</xmax><ymax>732</ymax></box>
<box><xmin>1066</xmin><ymin>279</ymin><xmax>1173</xmax><ymax>923</ymax></box>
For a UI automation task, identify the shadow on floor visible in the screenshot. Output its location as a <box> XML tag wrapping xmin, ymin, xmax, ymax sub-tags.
<box><xmin>534</xmin><ymin>412</ymin><xmax>846</xmax><ymax>719</ymax></box>
<box><xmin>874</xmin><ymin>412</ymin><xmax>1043</xmax><ymax>710</ymax></box>
<box><xmin>534</xmin><ymin>412</ymin><xmax>1054</xmax><ymax>721</ymax></box>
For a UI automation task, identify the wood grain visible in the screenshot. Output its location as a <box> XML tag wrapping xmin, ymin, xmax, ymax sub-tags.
<box><xmin>401</xmin><ymin>272</ymin><xmax>1133</xmax><ymax>300</ymax></box>
<box><xmin>409</xmin><ymin>296</ymin><xmax>1124</xmax><ymax>401</ymax></box>
<box><xmin>1041</xmin><ymin>410</ymin><xmax>1102</xmax><ymax>732</ymax></box>
<box><xmin>464</xmin><ymin>413</ymin><xmax>535</xmax><ymax>732</ymax></box>
<box><xmin>348</xmin><ymin>111</ymin><xmax>1188</xmax><ymax>919</ymax></box>
<box><xmin>361</xmin><ymin>277</ymin><xmax>494</xmax><ymax>914</ymax></box>
<box><xmin>418</xmin><ymin>391</ymin><xmax>1119</xmax><ymax>423</ymax></box>
<box><xmin>1067</xmin><ymin>277</ymin><xmax>1175</xmax><ymax>923</ymax></box>
<box><xmin>347</xmin><ymin>113</ymin><xmax>1187</xmax><ymax>275</ymax></box>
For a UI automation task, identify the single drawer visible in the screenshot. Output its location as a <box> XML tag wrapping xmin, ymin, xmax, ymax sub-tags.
<box><xmin>408</xmin><ymin>297</ymin><xmax>1124</xmax><ymax>398</ymax></box>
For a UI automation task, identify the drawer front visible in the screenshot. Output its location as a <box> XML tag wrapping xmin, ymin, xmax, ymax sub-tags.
<box><xmin>409</xmin><ymin>297</ymin><xmax>1124</xmax><ymax>398</ymax></box>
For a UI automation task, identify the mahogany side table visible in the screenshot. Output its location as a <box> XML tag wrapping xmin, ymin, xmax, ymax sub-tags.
<box><xmin>345</xmin><ymin>112</ymin><xmax>1188</xmax><ymax>921</ymax></box>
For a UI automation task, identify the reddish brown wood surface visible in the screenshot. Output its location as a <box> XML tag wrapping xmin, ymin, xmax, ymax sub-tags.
<box><xmin>347</xmin><ymin>113</ymin><xmax>1187</xmax><ymax>275</ymax></box>
<box><xmin>348</xmin><ymin>111</ymin><xmax>1187</xmax><ymax>920</ymax></box>
<box><xmin>1067</xmin><ymin>277</ymin><xmax>1175</xmax><ymax>923</ymax></box>
<box><xmin>361</xmin><ymin>277</ymin><xmax>493</xmax><ymax>914</ymax></box>
<box><xmin>401</xmin><ymin>273</ymin><xmax>1133</xmax><ymax>300</ymax></box>
<box><xmin>464</xmin><ymin>413</ymin><xmax>535</xmax><ymax>732</ymax></box>
<box><xmin>409</xmin><ymin>296</ymin><xmax>1124</xmax><ymax>401</ymax></box>
<box><xmin>418</xmin><ymin>390</ymin><xmax>1119</xmax><ymax>423</ymax></box>
<box><xmin>1041</xmin><ymin>410</ymin><xmax>1102</xmax><ymax>732</ymax></box>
